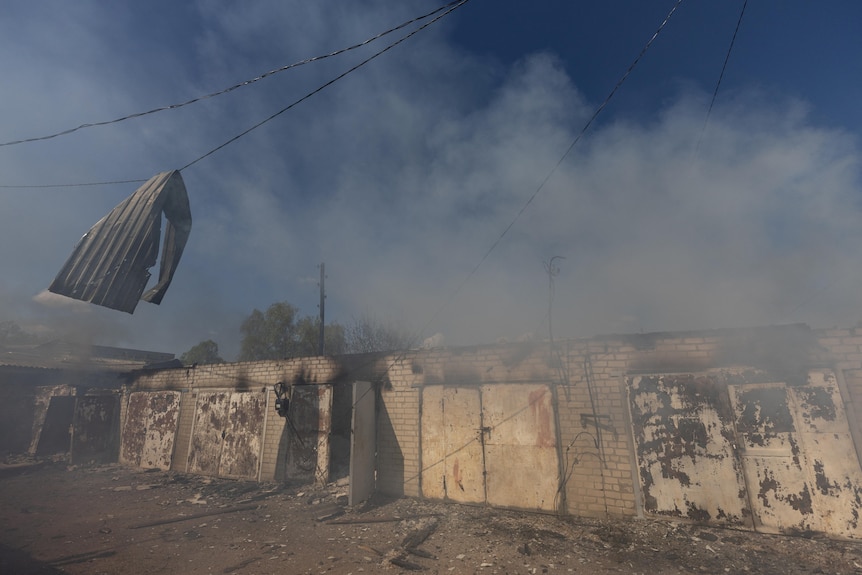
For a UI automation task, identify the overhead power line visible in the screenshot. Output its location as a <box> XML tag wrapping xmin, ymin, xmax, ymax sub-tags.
<box><xmin>180</xmin><ymin>0</ymin><xmax>470</xmax><ymax>171</ymax></box>
<box><xmin>0</xmin><ymin>1</ymin><xmax>464</xmax><ymax>149</ymax></box>
<box><xmin>695</xmin><ymin>0</ymin><xmax>748</xmax><ymax>151</ymax></box>
<box><xmin>410</xmin><ymin>0</ymin><xmax>686</xmax><ymax>339</ymax></box>
<box><xmin>0</xmin><ymin>0</ymin><xmax>470</xmax><ymax>189</ymax></box>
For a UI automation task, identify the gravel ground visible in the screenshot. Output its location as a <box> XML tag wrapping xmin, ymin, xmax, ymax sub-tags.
<box><xmin>1</xmin><ymin>461</ymin><xmax>862</xmax><ymax>575</ymax></box>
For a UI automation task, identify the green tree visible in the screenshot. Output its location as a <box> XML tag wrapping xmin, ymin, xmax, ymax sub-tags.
<box><xmin>238</xmin><ymin>302</ymin><xmax>347</xmax><ymax>361</ymax></box>
<box><xmin>296</xmin><ymin>316</ymin><xmax>346</xmax><ymax>356</ymax></box>
<box><xmin>0</xmin><ymin>320</ymin><xmax>37</xmax><ymax>347</ymax></box>
<box><xmin>180</xmin><ymin>339</ymin><xmax>225</xmax><ymax>365</ymax></box>
<box><xmin>343</xmin><ymin>315</ymin><xmax>410</xmax><ymax>354</ymax></box>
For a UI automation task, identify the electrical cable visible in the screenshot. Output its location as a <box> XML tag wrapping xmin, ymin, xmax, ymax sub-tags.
<box><xmin>0</xmin><ymin>1</ymin><xmax>464</xmax><ymax>149</ymax></box>
<box><xmin>0</xmin><ymin>0</ymin><xmax>470</xmax><ymax>189</ymax></box>
<box><xmin>406</xmin><ymin>0</ymin><xmax>685</xmax><ymax>346</ymax></box>
<box><xmin>0</xmin><ymin>178</ymin><xmax>147</xmax><ymax>189</ymax></box>
<box><xmin>179</xmin><ymin>0</ymin><xmax>469</xmax><ymax>171</ymax></box>
<box><xmin>695</xmin><ymin>0</ymin><xmax>748</xmax><ymax>152</ymax></box>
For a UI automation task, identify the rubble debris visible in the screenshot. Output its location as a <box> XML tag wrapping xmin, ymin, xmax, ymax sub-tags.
<box><xmin>128</xmin><ymin>504</ymin><xmax>258</xmax><ymax>529</ymax></box>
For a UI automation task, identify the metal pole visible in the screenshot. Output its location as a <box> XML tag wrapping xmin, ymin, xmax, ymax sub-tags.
<box><xmin>318</xmin><ymin>263</ymin><xmax>325</xmax><ymax>355</ymax></box>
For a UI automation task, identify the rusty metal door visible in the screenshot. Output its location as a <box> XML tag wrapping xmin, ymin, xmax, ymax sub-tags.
<box><xmin>349</xmin><ymin>381</ymin><xmax>376</xmax><ymax>506</ymax></box>
<box><xmin>420</xmin><ymin>384</ymin><xmax>560</xmax><ymax>511</ymax></box>
<box><xmin>420</xmin><ymin>386</ymin><xmax>485</xmax><ymax>504</ymax></box>
<box><xmin>120</xmin><ymin>391</ymin><xmax>181</xmax><ymax>470</ymax></box>
<box><xmin>284</xmin><ymin>384</ymin><xmax>333</xmax><ymax>484</ymax></box>
<box><xmin>482</xmin><ymin>384</ymin><xmax>559</xmax><ymax>511</ymax></box>
<box><xmin>71</xmin><ymin>395</ymin><xmax>120</xmax><ymax>464</ymax></box>
<box><xmin>219</xmin><ymin>392</ymin><xmax>266</xmax><ymax>479</ymax></box>
<box><xmin>35</xmin><ymin>395</ymin><xmax>75</xmax><ymax>456</ymax></box>
<box><xmin>187</xmin><ymin>391</ymin><xmax>266</xmax><ymax>480</ymax></box>
<box><xmin>730</xmin><ymin>383</ymin><xmax>815</xmax><ymax>534</ymax></box>
<box><xmin>793</xmin><ymin>371</ymin><xmax>862</xmax><ymax>539</ymax></box>
<box><xmin>188</xmin><ymin>392</ymin><xmax>231</xmax><ymax>475</ymax></box>
<box><xmin>731</xmin><ymin>371</ymin><xmax>862</xmax><ymax>538</ymax></box>
<box><xmin>629</xmin><ymin>375</ymin><xmax>750</xmax><ymax>526</ymax></box>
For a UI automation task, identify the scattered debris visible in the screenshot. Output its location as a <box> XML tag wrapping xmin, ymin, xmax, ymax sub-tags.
<box><xmin>128</xmin><ymin>504</ymin><xmax>258</xmax><ymax>529</ymax></box>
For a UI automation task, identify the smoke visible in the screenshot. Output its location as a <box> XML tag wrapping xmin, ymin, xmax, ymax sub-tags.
<box><xmin>0</xmin><ymin>3</ymin><xmax>859</xmax><ymax>360</ymax></box>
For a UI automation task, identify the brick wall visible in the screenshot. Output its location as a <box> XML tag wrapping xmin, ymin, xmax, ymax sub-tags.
<box><xmin>116</xmin><ymin>323</ymin><xmax>862</xmax><ymax>521</ymax></box>
<box><xmin>125</xmin><ymin>357</ymin><xmax>355</xmax><ymax>481</ymax></box>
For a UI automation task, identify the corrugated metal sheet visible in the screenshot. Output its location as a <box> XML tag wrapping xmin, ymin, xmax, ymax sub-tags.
<box><xmin>48</xmin><ymin>170</ymin><xmax>191</xmax><ymax>313</ymax></box>
<box><xmin>120</xmin><ymin>391</ymin><xmax>180</xmax><ymax>470</ymax></box>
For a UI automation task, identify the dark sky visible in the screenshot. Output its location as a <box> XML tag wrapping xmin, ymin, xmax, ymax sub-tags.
<box><xmin>0</xmin><ymin>0</ymin><xmax>860</xmax><ymax>359</ymax></box>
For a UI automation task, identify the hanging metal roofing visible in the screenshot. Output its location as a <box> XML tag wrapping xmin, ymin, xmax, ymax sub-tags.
<box><xmin>48</xmin><ymin>170</ymin><xmax>192</xmax><ymax>313</ymax></box>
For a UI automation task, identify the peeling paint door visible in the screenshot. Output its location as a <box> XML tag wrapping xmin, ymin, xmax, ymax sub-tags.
<box><xmin>629</xmin><ymin>375</ymin><xmax>750</xmax><ymax>526</ymax></box>
<box><xmin>120</xmin><ymin>391</ymin><xmax>180</xmax><ymax>470</ymax></box>
<box><xmin>421</xmin><ymin>386</ymin><xmax>485</xmax><ymax>504</ymax></box>
<box><xmin>188</xmin><ymin>392</ymin><xmax>231</xmax><ymax>476</ymax></box>
<box><xmin>284</xmin><ymin>384</ymin><xmax>333</xmax><ymax>484</ymax></box>
<box><xmin>187</xmin><ymin>391</ymin><xmax>266</xmax><ymax>480</ymax></box>
<box><xmin>730</xmin><ymin>383</ymin><xmax>816</xmax><ymax>534</ymax></box>
<box><xmin>793</xmin><ymin>371</ymin><xmax>862</xmax><ymax>539</ymax></box>
<box><xmin>420</xmin><ymin>384</ymin><xmax>560</xmax><ymax>511</ymax></box>
<box><xmin>731</xmin><ymin>371</ymin><xmax>862</xmax><ymax>538</ymax></box>
<box><xmin>219</xmin><ymin>392</ymin><xmax>265</xmax><ymax>479</ymax></box>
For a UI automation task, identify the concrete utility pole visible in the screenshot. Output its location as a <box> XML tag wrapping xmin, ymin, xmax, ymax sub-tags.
<box><xmin>318</xmin><ymin>263</ymin><xmax>325</xmax><ymax>355</ymax></box>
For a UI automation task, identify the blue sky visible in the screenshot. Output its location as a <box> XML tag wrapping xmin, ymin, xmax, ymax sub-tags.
<box><xmin>1</xmin><ymin>0</ymin><xmax>860</xmax><ymax>359</ymax></box>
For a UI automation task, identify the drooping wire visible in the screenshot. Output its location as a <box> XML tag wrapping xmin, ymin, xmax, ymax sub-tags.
<box><xmin>0</xmin><ymin>178</ymin><xmax>147</xmax><ymax>189</ymax></box>
<box><xmin>406</xmin><ymin>0</ymin><xmax>685</xmax><ymax>343</ymax></box>
<box><xmin>180</xmin><ymin>0</ymin><xmax>470</xmax><ymax>172</ymax></box>
<box><xmin>0</xmin><ymin>1</ymin><xmax>464</xmax><ymax>149</ymax></box>
<box><xmin>694</xmin><ymin>0</ymin><xmax>747</xmax><ymax>152</ymax></box>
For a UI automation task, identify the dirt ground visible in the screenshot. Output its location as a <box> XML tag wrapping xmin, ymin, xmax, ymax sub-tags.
<box><xmin>1</xmin><ymin>461</ymin><xmax>862</xmax><ymax>575</ymax></box>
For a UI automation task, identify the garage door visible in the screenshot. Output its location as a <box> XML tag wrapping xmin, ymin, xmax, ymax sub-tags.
<box><xmin>420</xmin><ymin>384</ymin><xmax>559</xmax><ymax>512</ymax></box>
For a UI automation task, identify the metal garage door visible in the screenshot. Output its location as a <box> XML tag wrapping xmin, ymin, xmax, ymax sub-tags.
<box><xmin>420</xmin><ymin>383</ymin><xmax>560</xmax><ymax>512</ymax></box>
<box><xmin>730</xmin><ymin>370</ymin><xmax>862</xmax><ymax>538</ymax></box>
<box><xmin>187</xmin><ymin>391</ymin><xmax>266</xmax><ymax>480</ymax></box>
<box><xmin>120</xmin><ymin>391</ymin><xmax>181</xmax><ymax>470</ymax></box>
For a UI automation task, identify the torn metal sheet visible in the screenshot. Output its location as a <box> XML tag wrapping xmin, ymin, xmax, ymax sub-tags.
<box><xmin>120</xmin><ymin>391</ymin><xmax>181</xmax><ymax>470</ymax></box>
<box><xmin>48</xmin><ymin>170</ymin><xmax>191</xmax><ymax>313</ymax></box>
